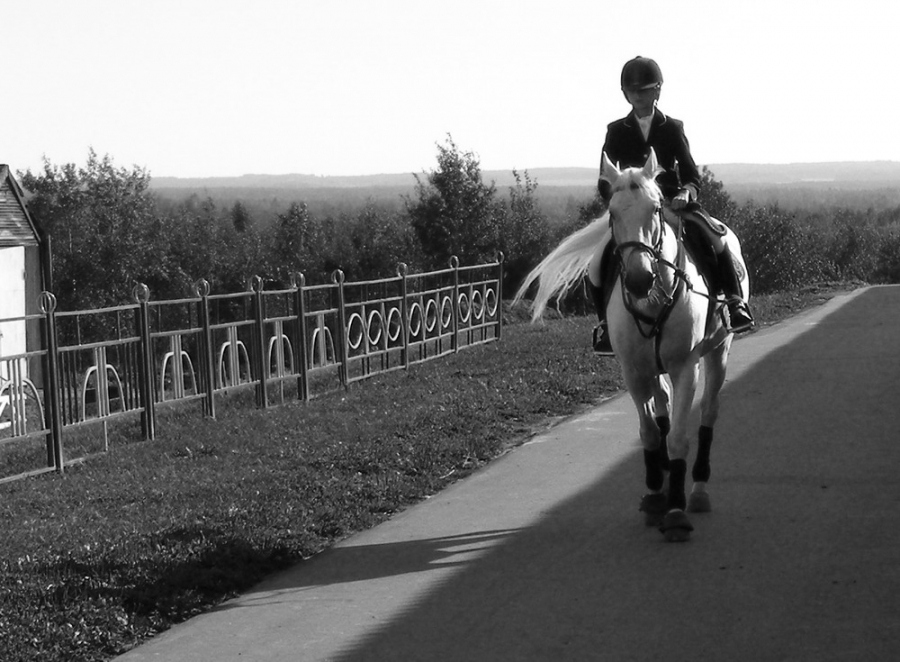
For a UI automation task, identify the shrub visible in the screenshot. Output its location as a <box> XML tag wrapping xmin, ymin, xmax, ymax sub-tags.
<box><xmin>730</xmin><ymin>204</ymin><xmax>828</xmax><ymax>294</ymax></box>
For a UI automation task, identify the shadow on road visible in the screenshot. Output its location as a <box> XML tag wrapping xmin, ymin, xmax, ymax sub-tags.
<box><xmin>261</xmin><ymin>288</ymin><xmax>900</xmax><ymax>661</ymax></box>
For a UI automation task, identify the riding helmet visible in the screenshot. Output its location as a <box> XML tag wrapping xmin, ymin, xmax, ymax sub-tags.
<box><xmin>621</xmin><ymin>56</ymin><xmax>663</xmax><ymax>91</ymax></box>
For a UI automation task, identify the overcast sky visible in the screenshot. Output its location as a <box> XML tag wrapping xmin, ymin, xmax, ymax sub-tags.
<box><xmin>4</xmin><ymin>0</ymin><xmax>898</xmax><ymax>178</ymax></box>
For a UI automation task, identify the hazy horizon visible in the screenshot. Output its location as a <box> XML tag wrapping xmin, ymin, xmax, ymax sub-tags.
<box><xmin>5</xmin><ymin>1</ymin><xmax>899</xmax><ymax>180</ymax></box>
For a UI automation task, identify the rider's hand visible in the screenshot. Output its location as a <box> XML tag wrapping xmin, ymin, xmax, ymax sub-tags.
<box><xmin>671</xmin><ymin>189</ymin><xmax>691</xmax><ymax>210</ymax></box>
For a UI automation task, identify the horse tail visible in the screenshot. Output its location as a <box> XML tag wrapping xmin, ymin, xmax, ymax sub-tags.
<box><xmin>513</xmin><ymin>212</ymin><xmax>610</xmax><ymax>322</ymax></box>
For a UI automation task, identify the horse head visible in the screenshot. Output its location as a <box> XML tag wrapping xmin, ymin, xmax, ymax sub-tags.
<box><xmin>601</xmin><ymin>150</ymin><xmax>665</xmax><ymax>299</ymax></box>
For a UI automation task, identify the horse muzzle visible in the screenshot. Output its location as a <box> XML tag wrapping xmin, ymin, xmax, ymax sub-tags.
<box><xmin>622</xmin><ymin>251</ymin><xmax>658</xmax><ymax>299</ymax></box>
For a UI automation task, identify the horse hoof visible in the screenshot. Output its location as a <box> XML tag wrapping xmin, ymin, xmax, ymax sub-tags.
<box><xmin>639</xmin><ymin>493</ymin><xmax>667</xmax><ymax>527</ymax></box>
<box><xmin>660</xmin><ymin>510</ymin><xmax>693</xmax><ymax>542</ymax></box>
<box><xmin>687</xmin><ymin>491</ymin><xmax>712</xmax><ymax>513</ymax></box>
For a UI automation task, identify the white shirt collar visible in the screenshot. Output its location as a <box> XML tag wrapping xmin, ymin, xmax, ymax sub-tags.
<box><xmin>636</xmin><ymin>109</ymin><xmax>655</xmax><ymax>141</ymax></box>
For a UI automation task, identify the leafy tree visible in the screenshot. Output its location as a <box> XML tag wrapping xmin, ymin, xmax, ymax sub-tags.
<box><xmin>231</xmin><ymin>201</ymin><xmax>253</xmax><ymax>233</ymax></box>
<box><xmin>19</xmin><ymin>150</ymin><xmax>171</xmax><ymax>309</ymax></box>
<box><xmin>345</xmin><ymin>204</ymin><xmax>422</xmax><ymax>280</ymax></box>
<box><xmin>405</xmin><ymin>135</ymin><xmax>502</xmax><ymax>268</ymax></box>
<box><xmin>698</xmin><ymin>166</ymin><xmax>738</xmax><ymax>223</ymax></box>
<box><xmin>270</xmin><ymin>202</ymin><xmax>319</xmax><ymax>283</ymax></box>
<box><xmin>497</xmin><ymin>170</ymin><xmax>550</xmax><ymax>293</ymax></box>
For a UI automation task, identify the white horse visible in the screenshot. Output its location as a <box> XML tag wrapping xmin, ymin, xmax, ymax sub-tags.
<box><xmin>514</xmin><ymin>150</ymin><xmax>749</xmax><ymax>542</ymax></box>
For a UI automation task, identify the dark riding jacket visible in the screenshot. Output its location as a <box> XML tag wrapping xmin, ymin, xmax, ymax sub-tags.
<box><xmin>599</xmin><ymin>109</ymin><xmax>701</xmax><ymax>202</ymax></box>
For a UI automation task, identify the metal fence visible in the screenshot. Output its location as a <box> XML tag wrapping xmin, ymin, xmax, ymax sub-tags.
<box><xmin>0</xmin><ymin>256</ymin><xmax>503</xmax><ymax>483</ymax></box>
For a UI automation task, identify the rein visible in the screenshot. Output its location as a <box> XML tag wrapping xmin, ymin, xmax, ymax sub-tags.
<box><xmin>614</xmin><ymin>211</ymin><xmax>691</xmax><ymax>337</ymax></box>
<box><xmin>613</xmin><ymin>209</ymin><xmax>694</xmax><ymax>372</ymax></box>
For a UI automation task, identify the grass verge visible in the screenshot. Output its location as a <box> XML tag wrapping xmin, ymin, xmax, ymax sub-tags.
<box><xmin>0</xmin><ymin>282</ymin><xmax>859</xmax><ymax>661</ymax></box>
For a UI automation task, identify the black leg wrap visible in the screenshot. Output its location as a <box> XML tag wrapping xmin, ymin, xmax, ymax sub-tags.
<box><xmin>644</xmin><ymin>450</ymin><xmax>665</xmax><ymax>492</ymax></box>
<box><xmin>667</xmin><ymin>459</ymin><xmax>687</xmax><ymax>511</ymax></box>
<box><xmin>692</xmin><ymin>425</ymin><xmax>713</xmax><ymax>483</ymax></box>
<box><xmin>655</xmin><ymin>416</ymin><xmax>671</xmax><ymax>471</ymax></box>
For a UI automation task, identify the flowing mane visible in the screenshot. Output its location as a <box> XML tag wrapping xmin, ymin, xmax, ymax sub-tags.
<box><xmin>512</xmin><ymin>212</ymin><xmax>609</xmax><ymax>321</ymax></box>
<box><xmin>512</xmin><ymin>163</ymin><xmax>662</xmax><ymax>322</ymax></box>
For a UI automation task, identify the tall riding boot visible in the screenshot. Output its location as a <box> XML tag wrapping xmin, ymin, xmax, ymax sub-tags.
<box><xmin>589</xmin><ymin>240</ymin><xmax>618</xmax><ymax>355</ymax></box>
<box><xmin>588</xmin><ymin>280</ymin><xmax>614</xmax><ymax>355</ymax></box>
<box><xmin>717</xmin><ymin>247</ymin><xmax>754</xmax><ymax>333</ymax></box>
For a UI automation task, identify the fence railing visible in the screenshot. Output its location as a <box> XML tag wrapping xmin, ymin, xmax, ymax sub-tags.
<box><xmin>0</xmin><ymin>255</ymin><xmax>503</xmax><ymax>483</ymax></box>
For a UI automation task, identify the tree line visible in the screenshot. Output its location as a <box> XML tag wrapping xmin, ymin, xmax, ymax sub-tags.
<box><xmin>18</xmin><ymin>138</ymin><xmax>900</xmax><ymax>315</ymax></box>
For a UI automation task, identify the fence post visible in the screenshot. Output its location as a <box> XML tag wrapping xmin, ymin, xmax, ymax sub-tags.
<box><xmin>496</xmin><ymin>251</ymin><xmax>505</xmax><ymax>341</ymax></box>
<box><xmin>40</xmin><ymin>292</ymin><xmax>64</xmax><ymax>473</ymax></box>
<box><xmin>291</xmin><ymin>273</ymin><xmax>310</xmax><ymax>402</ymax></box>
<box><xmin>133</xmin><ymin>283</ymin><xmax>156</xmax><ymax>441</ymax></box>
<box><xmin>195</xmin><ymin>279</ymin><xmax>216</xmax><ymax>419</ymax></box>
<box><xmin>397</xmin><ymin>263</ymin><xmax>410</xmax><ymax>369</ymax></box>
<box><xmin>450</xmin><ymin>256</ymin><xmax>460</xmax><ymax>353</ymax></box>
<box><xmin>250</xmin><ymin>276</ymin><xmax>269</xmax><ymax>408</ymax></box>
<box><xmin>333</xmin><ymin>270</ymin><xmax>349</xmax><ymax>388</ymax></box>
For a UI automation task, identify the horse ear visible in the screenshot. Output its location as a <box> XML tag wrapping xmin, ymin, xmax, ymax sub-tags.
<box><xmin>643</xmin><ymin>148</ymin><xmax>663</xmax><ymax>180</ymax></box>
<box><xmin>600</xmin><ymin>152</ymin><xmax>621</xmax><ymax>185</ymax></box>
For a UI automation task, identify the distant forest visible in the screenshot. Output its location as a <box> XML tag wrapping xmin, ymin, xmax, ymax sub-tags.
<box><xmin>19</xmin><ymin>145</ymin><xmax>900</xmax><ymax>317</ymax></box>
<box><xmin>152</xmin><ymin>164</ymin><xmax>900</xmax><ymax>231</ymax></box>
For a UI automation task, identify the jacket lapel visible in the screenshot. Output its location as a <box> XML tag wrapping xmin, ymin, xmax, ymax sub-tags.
<box><xmin>646</xmin><ymin>109</ymin><xmax>667</xmax><ymax>143</ymax></box>
<box><xmin>625</xmin><ymin>109</ymin><xmax>667</xmax><ymax>144</ymax></box>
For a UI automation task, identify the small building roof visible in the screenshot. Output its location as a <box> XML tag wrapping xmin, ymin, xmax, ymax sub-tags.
<box><xmin>0</xmin><ymin>165</ymin><xmax>41</xmax><ymax>248</ymax></box>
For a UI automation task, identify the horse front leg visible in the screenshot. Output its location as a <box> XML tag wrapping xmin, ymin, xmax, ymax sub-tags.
<box><xmin>688</xmin><ymin>338</ymin><xmax>731</xmax><ymax>513</ymax></box>
<box><xmin>660</xmin><ymin>361</ymin><xmax>699</xmax><ymax>542</ymax></box>
<box><xmin>620</xmin><ymin>369</ymin><xmax>668</xmax><ymax>526</ymax></box>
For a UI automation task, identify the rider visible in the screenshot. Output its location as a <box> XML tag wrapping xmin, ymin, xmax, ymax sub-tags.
<box><xmin>589</xmin><ymin>56</ymin><xmax>754</xmax><ymax>355</ymax></box>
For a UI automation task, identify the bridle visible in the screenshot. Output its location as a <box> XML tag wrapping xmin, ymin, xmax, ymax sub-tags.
<box><xmin>611</xmin><ymin>202</ymin><xmax>691</xmax><ymax>342</ymax></box>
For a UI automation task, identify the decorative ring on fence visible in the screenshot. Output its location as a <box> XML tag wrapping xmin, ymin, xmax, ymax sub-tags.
<box><xmin>250</xmin><ymin>275</ymin><xmax>265</xmax><ymax>293</ymax></box>
<box><xmin>39</xmin><ymin>291</ymin><xmax>57</xmax><ymax>314</ymax></box>
<box><xmin>347</xmin><ymin>312</ymin><xmax>365</xmax><ymax>351</ymax></box>
<box><xmin>408</xmin><ymin>302</ymin><xmax>423</xmax><ymax>337</ymax></box>
<box><xmin>440</xmin><ymin>294</ymin><xmax>453</xmax><ymax>328</ymax></box>
<box><xmin>366</xmin><ymin>309</ymin><xmax>384</xmax><ymax>346</ymax></box>
<box><xmin>386</xmin><ymin>306</ymin><xmax>402</xmax><ymax>343</ymax></box>
<box><xmin>290</xmin><ymin>272</ymin><xmax>305</xmax><ymax>289</ymax></box>
<box><xmin>194</xmin><ymin>279</ymin><xmax>211</xmax><ymax>297</ymax></box>
<box><xmin>485</xmin><ymin>287</ymin><xmax>498</xmax><ymax>317</ymax></box>
<box><xmin>457</xmin><ymin>292</ymin><xmax>471</xmax><ymax>324</ymax></box>
<box><xmin>132</xmin><ymin>283</ymin><xmax>150</xmax><ymax>304</ymax></box>
<box><xmin>449</xmin><ymin>255</ymin><xmax>460</xmax><ymax>268</ymax></box>
<box><xmin>425</xmin><ymin>299</ymin><xmax>438</xmax><ymax>333</ymax></box>
<box><xmin>472</xmin><ymin>288</ymin><xmax>484</xmax><ymax>321</ymax></box>
<box><xmin>332</xmin><ymin>269</ymin><xmax>345</xmax><ymax>285</ymax></box>
<box><xmin>396</xmin><ymin>262</ymin><xmax>408</xmax><ymax>278</ymax></box>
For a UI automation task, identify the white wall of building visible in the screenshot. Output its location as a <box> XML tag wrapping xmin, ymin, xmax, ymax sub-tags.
<box><xmin>0</xmin><ymin>246</ymin><xmax>27</xmax><ymax>363</ymax></box>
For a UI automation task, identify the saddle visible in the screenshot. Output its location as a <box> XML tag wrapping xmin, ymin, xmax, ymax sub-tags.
<box><xmin>679</xmin><ymin>202</ymin><xmax>727</xmax><ymax>237</ymax></box>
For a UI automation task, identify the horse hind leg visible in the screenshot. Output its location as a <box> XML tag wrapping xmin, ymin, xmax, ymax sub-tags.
<box><xmin>688</xmin><ymin>342</ymin><xmax>729</xmax><ymax>514</ymax></box>
<box><xmin>688</xmin><ymin>425</ymin><xmax>713</xmax><ymax>513</ymax></box>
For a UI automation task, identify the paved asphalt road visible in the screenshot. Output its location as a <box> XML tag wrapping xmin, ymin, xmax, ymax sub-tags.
<box><xmin>116</xmin><ymin>285</ymin><xmax>900</xmax><ymax>662</ymax></box>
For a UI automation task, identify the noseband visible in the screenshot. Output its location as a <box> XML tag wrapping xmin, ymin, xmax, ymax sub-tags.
<box><xmin>612</xmin><ymin>204</ymin><xmax>690</xmax><ymax>341</ymax></box>
<box><xmin>613</xmin><ymin>205</ymin><xmax>680</xmax><ymax>295</ymax></box>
